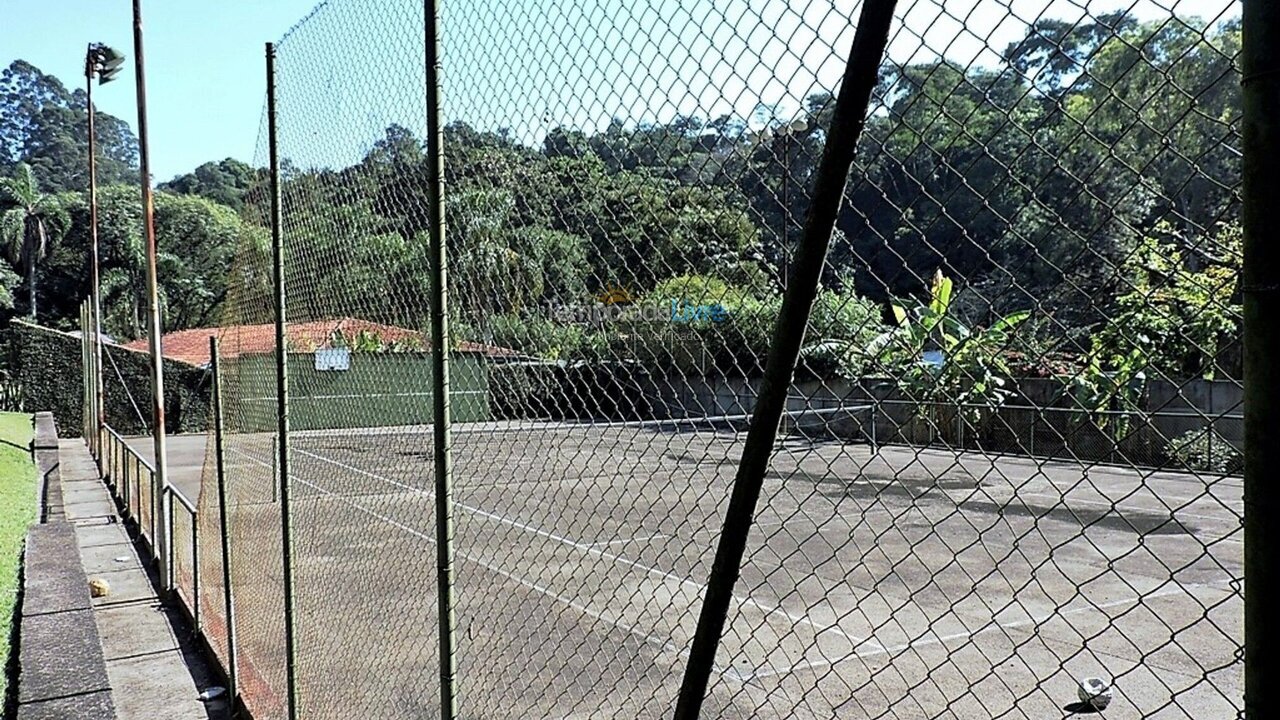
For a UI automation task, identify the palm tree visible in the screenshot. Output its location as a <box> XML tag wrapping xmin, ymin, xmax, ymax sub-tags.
<box><xmin>1</xmin><ymin>164</ymin><xmax>70</xmax><ymax>320</ymax></box>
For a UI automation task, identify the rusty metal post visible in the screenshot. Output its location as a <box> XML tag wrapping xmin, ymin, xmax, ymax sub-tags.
<box><xmin>85</xmin><ymin>55</ymin><xmax>105</xmax><ymax>469</ymax></box>
<box><xmin>131</xmin><ymin>0</ymin><xmax>171</xmax><ymax>588</ymax></box>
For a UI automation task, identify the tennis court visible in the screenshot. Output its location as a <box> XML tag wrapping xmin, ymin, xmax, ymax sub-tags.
<box><xmin>130</xmin><ymin>410</ymin><xmax>1242</xmax><ymax>719</ymax></box>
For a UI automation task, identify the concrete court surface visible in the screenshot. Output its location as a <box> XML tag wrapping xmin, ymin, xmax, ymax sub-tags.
<box><xmin>129</xmin><ymin>425</ymin><xmax>1242</xmax><ymax>719</ymax></box>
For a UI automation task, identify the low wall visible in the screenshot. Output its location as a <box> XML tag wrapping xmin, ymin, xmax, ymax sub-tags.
<box><xmin>632</xmin><ymin>373</ymin><xmax>1244</xmax><ymax>473</ymax></box>
<box><xmin>223</xmin><ymin>352</ymin><xmax>491</xmax><ymax>431</ymax></box>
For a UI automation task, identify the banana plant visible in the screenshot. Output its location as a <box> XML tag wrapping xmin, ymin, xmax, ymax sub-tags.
<box><xmin>876</xmin><ymin>271</ymin><xmax>1029</xmax><ymax>410</ymax></box>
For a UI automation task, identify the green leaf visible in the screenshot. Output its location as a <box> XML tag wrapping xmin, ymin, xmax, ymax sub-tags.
<box><xmin>989</xmin><ymin>310</ymin><xmax>1030</xmax><ymax>333</ymax></box>
<box><xmin>891</xmin><ymin>304</ymin><xmax>907</xmax><ymax>326</ymax></box>
<box><xmin>929</xmin><ymin>273</ymin><xmax>953</xmax><ymax>315</ymax></box>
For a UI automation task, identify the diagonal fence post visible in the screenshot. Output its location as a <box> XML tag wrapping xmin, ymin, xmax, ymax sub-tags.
<box><xmin>266</xmin><ymin>41</ymin><xmax>301</xmax><ymax>720</ymax></box>
<box><xmin>1241</xmin><ymin>1</ymin><xmax>1278</xmax><ymax>715</ymax></box>
<box><xmin>423</xmin><ymin>1</ymin><xmax>458</xmax><ymax>716</ymax></box>
<box><xmin>671</xmin><ymin>2</ymin><xmax>898</xmax><ymax>716</ymax></box>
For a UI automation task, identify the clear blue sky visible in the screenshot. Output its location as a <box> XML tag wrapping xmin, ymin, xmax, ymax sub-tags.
<box><xmin>2</xmin><ymin>0</ymin><xmax>1237</xmax><ymax>182</ymax></box>
<box><xmin>1</xmin><ymin>0</ymin><xmax>320</xmax><ymax>182</ymax></box>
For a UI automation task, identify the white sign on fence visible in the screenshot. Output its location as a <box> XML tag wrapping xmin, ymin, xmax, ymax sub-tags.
<box><xmin>315</xmin><ymin>347</ymin><xmax>351</xmax><ymax>371</ymax></box>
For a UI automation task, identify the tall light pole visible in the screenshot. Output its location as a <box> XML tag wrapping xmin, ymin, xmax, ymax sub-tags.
<box><xmin>84</xmin><ymin>43</ymin><xmax>124</xmax><ymax>467</ymax></box>
<box><xmin>131</xmin><ymin>0</ymin><xmax>172</xmax><ymax>589</ymax></box>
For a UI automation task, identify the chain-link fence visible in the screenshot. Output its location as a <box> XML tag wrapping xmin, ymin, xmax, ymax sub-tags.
<box><xmin>83</xmin><ymin>0</ymin><xmax>1249</xmax><ymax>717</ymax></box>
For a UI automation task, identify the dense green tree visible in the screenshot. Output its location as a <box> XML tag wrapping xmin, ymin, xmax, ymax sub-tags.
<box><xmin>41</xmin><ymin>186</ymin><xmax>268</xmax><ymax>339</ymax></box>
<box><xmin>0</xmin><ymin>61</ymin><xmax>138</xmax><ymax>192</ymax></box>
<box><xmin>159</xmin><ymin>158</ymin><xmax>259</xmax><ymax>211</ymax></box>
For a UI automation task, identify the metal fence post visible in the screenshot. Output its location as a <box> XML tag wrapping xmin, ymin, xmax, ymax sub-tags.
<box><xmin>131</xmin><ymin>0</ymin><xmax>171</xmax><ymax>593</ymax></box>
<box><xmin>88</xmin><ymin>64</ymin><xmax>106</xmax><ymax>471</ymax></box>
<box><xmin>192</xmin><ymin>518</ymin><xmax>200</xmax><ymax>633</ymax></box>
<box><xmin>150</xmin><ymin>467</ymin><xmax>157</xmax><ymax>554</ymax></box>
<box><xmin>134</xmin><ymin>458</ymin><xmax>141</xmax><ymax>528</ymax></box>
<box><xmin>80</xmin><ymin>301</ymin><xmax>88</xmax><ymax>441</ymax></box>
<box><xmin>89</xmin><ymin>300</ymin><xmax>100</xmax><ymax>460</ymax></box>
<box><xmin>266</xmin><ymin>41</ymin><xmax>301</xmax><ymax>720</ymax></box>
<box><xmin>272</xmin><ymin>435</ymin><xmax>278</xmax><ymax>504</ymax></box>
<box><xmin>423</xmin><ymin>2</ymin><xmax>458</xmax><ymax>716</ymax></box>
<box><xmin>671</xmin><ymin>2</ymin><xmax>897</xmax><ymax>716</ymax></box>
<box><xmin>210</xmin><ymin>336</ymin><xmax>239</xmax><ymax>706</ymax></box>
<box><xmin>1242</xmin><ymin>2</ymin><xmax>1278</xmax><ymax>715</ymax></box>
<box><xmin>166</xmin><ymin>488</ymin><xmax>175</xmax><ymax>591</ymax></box>
<box><xmin>85</xmin><ymin>299</ymin><xmax>93</xmax><ymax>456</ymax></box>
<box><xmin>122</xmin><ymin>442</ymin><xmax>130</xmax><ymax>513</ymax></box>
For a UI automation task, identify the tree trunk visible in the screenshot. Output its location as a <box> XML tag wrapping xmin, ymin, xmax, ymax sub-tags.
<box><xmin>25</xmin><ymin>262</ymin><xmax>35</xmax><ymax>320</ymax></box>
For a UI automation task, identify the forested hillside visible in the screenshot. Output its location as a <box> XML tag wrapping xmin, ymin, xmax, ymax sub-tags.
<box><xmin>0</xmin><ymin>12</ymin><xmax>1240</xmax><ymax>383</ymax></box>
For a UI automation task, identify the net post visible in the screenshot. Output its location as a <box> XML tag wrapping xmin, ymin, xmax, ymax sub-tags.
<box><xmin>266</xmin><ymin>40</ymin><xmax>301</xmax><ymax>720</ymax></box>
<box><xmin>423</xmin><ymin>2</ymin><xmax>459</xmax><ymax>717</ymax></box>
<box><xmin>870</xmin><ymin>402</ymin><xmax>878</xmax><ymax>452</ymax></box>
<box><xmin>671</xmin><ymin>3</ymin><xmax>898</xmax><ymax>717</ymax></box>
<box><xmin>210</xmin><ymin>336</ymin><xmax>239</xmax><ymax>706</ymax></box>
<box><xmin>1242</xmin><ymin>2</ymin><xmax>1279</xmax><ymax>715</ymax></box>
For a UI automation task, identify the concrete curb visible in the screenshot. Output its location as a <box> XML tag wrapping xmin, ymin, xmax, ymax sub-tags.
<box><xmin>15</xmin><ymin>413</ymin><xmax>115</xmax><ymax>720</ymax></box>
<box><xmin>33</xmin><ymin>414</ymin><xmax>61</xmax><ymax>524</ymax></box>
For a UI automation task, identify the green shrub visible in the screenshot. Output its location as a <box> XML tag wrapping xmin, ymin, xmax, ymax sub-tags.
<box><xmin>488</xmin><ymin>313</ymin><xmax>593</xmax><ymax>361</ymax></box>
<box><xmin>1166</xmin><ymin>427</ymin><xmax>1241</xmax><ymax>474</ymax></box>
<box><xmin>0</xmin><ymin>320</ymin><xmax>209</xmax><ymax>437</ymax></box>
<box><xmin>488</xmin><ymin>363</ymin><xmax>561</xmax><ymax>419</ymax></box>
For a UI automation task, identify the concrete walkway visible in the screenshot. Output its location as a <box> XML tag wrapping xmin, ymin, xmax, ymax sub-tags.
<box><xmin>57</xmin><ymin>438</ymin><xmax>230</xmax><ymax>720</ymax></box>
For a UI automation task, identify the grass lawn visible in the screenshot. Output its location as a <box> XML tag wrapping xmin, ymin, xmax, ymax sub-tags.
<box><xmin>0</xmin><ymin>412</ymin><xmax>34</xmax><ymax>703</ymax></box>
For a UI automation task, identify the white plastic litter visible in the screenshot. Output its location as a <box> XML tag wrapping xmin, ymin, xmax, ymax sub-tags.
<box><xmin>1077</xmin><ymin>676</ymin><xmax>1113</xmax><ymax>710</ymax></box>
<box><xmin>198</xmin><ymin>686</ymin><xmax>227</xmax><ymax>702</ymax></box>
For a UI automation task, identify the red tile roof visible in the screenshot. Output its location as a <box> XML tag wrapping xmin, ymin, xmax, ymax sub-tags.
<box><xmin>122</xmin><ymin>318</ymin><xmax>519</xmax><ymax>366</ymax></box>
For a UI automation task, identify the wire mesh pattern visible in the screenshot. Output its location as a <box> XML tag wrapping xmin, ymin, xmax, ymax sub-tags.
<box><xmin>82</xmin><ymin>0</ymin><xmax>1248</xmax><ymax>718</ymax></box>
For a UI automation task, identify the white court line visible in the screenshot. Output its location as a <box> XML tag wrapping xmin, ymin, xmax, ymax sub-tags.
<box><xmin>290</xmin><ymin>446</ymin><xmax>875</xmax><ymax>649</ymax></box>
<box><xmin>747</xmin><ymin>583</ymin><xmax>1196</xmax><ymax>681</ymax></box>
<box><xmin>226</xmin><ymin>447</ymin><xmax>706</xmax><ymax>670</ymax></box>
<box><xmin>586</xmin><ymin>533</ymin><xmax>668</xmax><ymax>548</ymax></box>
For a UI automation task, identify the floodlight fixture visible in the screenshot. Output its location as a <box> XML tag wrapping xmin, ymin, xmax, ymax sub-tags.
<box><xmin>86</xmin><ymin>44</ymin><xmax>125</xmax><ymax>85</ymax></box>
